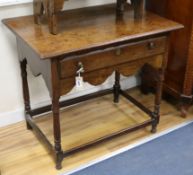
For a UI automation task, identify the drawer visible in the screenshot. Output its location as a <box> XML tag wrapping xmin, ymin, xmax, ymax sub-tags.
<box><xmin>59</xmin><ymin>56</ymin><xmax>163</xmax><ymax>95</ymax></box>
<box><xmin>59</xmin><ymin>36</ymin><xmax>167</xmax><ymax>79</ymax></box>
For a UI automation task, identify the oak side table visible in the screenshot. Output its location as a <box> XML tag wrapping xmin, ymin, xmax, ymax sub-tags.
<box><xmin>3</xmin><ymin>4</ymin><xmax>182</xmax><ymax>169</ymax></box>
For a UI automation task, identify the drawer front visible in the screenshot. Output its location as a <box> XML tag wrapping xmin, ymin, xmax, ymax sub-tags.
<box><xmin>60</xmin><ymin>36</ymin><xmax>167</xmax><ymax>79</ymax></box>
<box><xmin>59</xmin><ymin>55</ymin><xmax>163</xmax><ymax>95</ymax></box>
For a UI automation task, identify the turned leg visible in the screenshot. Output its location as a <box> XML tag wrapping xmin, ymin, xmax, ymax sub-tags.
<box><xmin>116</xmin><ymin>0</ymin><xmax>126</xmax><ymax>16</ymax></box>
<box><xmin>151</xmin><ymin>69</ymin><xmax>163</xmax><ymax>133</ymax></box>
<box><xmin>113</xmin><ymin>71</ymin><xmax>121</xmax><ymax>103</ymax></box>
<box><xmin>48</xmin><ymin>13</ymin><xmax>58</xmax><ymax>35</ymax></box>
<box><xmin>33</xmin><ymin>0</ymin><xmax>43</xmax><ymax>24</ymax></box>
<box><xmin>131</xmin><ymin>0</ymin><xmax>145</xmax><ymax>19</ymax></box>
<box><xmin>52</xmin><ymin>97</ymin><xmax>63</xmax><ymax>169</ymax></box>
<box><xmin>20</xmin><ymin>59</ymin><xmax>32</xmax><ymax>130</ymax></box>
<box><xmin>47</xmin><ymin>0</ymin><xmax>58</xmax><ymax>36</ymax></box>
<box><xmin>51</xmin><ymin>59</ymin><xmax>63</xmax><ymax>169</ymax></box>
<box><xmin>140</xmin><ymin>64</ymin><xmax>163</xmax><ymax>133</ymax></box>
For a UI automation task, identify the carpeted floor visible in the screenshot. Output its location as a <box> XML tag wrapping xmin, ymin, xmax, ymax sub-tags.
<box><xmin>71</xmin><ymin>122</ymin><xmax>193</xmax><ymax>175</ymax></box>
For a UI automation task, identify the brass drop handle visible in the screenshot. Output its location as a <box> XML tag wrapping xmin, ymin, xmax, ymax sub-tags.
<box><xmin>115</xmin><ymin>48</ymin><xmax>122</xmax><ymax>56</ymax></box>
<box><xmin>148</xmin><ymin>42</ymin><xmax>156</xmax><ymax>50</ymax></box>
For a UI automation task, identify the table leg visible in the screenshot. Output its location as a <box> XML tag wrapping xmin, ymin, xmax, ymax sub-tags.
<box><xmin>20</xmin><ymin>59</ymin><xmax>32</xmax><ymax>130</ymax></box>
<box><xmin>113</xmin><ymin>71</ymin><xmax>121</xmax><ymax>103</ymax></box>
<box><xmin>140</xmin><ymin>64</ymin><xmax>164</xmax><ymax>133</ymax></box>
<box><xmin>151</xmin><ymin>69</ymin><xmax>164</xmax><ymax>133</ymax></box>
<box><xmin>52</xmin><ymin>97</ymin><xmax>63</xmax><ymax>169</ymax></box>
<box><xmin>51</xmin><ymin>59</ymin><xmax>63</xmax><ymax>169</ymax></box>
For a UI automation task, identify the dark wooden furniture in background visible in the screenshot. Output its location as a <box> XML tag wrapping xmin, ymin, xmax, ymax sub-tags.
<box><xmin>146</xmin><ymin>0</ymin><xmax>193</xmax><ymax>116</ymax></box>
<box><xmin>33</xmin><ymin>0</ymin><xmax>146</xmax><ymax>34</ymax></box>
<box><xmin>3</xmin><ymin>4</ymin><xmax>182</xmax><ymax>170</ymax></box>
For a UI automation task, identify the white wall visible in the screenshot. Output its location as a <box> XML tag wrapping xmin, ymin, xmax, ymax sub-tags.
<box><xmin>0</xmin><ymin>0</ymin><xmax>138</xmax><ymax>127</ymax></box>
<box><xmin>0</xmin><ymin>3</ymin><xmax>33</xmax><ymax>127</ymax></box>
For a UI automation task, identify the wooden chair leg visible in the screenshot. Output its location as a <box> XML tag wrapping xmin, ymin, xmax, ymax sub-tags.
<box><xmin>33</xmin><ymin>0</ymin><xmax>43</xmax><ymax>24</ymax></box>
<box><xmin>113</xmin><ymin>71</ymin><xmax>121</xmax><ymax>103</ymax></box>
<box><xmin>48</xmin><ymin>14</ymin><xmax>58</xmax><ymax>35</ymax></box>
<box><xmin>116</xmin><ymin>0</ymin><xmax>126</xmax><ymax>16</ymax></box>
<box><xmin>20</xmin><ymin>59</ymin><xmax>32</xmax><ymax>130</ymax></box>
<box><xmin>131</xmin><ymin>0</ymin><xmax>145</xmax><ymax>19</ymax></box>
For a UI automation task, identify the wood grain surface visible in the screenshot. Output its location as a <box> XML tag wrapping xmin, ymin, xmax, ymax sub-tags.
<box><xmin>59</xmin><ymin>36</ymin><xmax>166</xmax><ymax>78</ymax></box>
<box><xmin>3</xmin><ymin>4</ymin><xmax>182</xmax><ymax>59</ymax></box>
<box><xmin>59</xmin><ymin>56</ymin><xmax>163</xmax><ymax>95</ymax></box>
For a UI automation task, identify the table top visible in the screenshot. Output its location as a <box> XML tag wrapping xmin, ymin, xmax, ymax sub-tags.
<box><xmin>2</xmin><ymin>4</ymin><xmax>183</xmax><ymax>59</ymax></box>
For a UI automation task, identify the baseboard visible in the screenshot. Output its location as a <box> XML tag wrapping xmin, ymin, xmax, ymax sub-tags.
<box><xmin>0</xmin><ymin>108</ymin><xmax>24</xmax><ymax>128</ymax></box>
<box><xmin>0</xmin><ymin>76</ymin><xmax>139</xmax><ymax>128</ymax></box>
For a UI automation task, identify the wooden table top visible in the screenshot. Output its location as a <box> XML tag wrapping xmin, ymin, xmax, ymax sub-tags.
<box><xmin>2</xmin><ymin>4</ymin><xmax>182</xmax><ymax>59</ymax></box>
